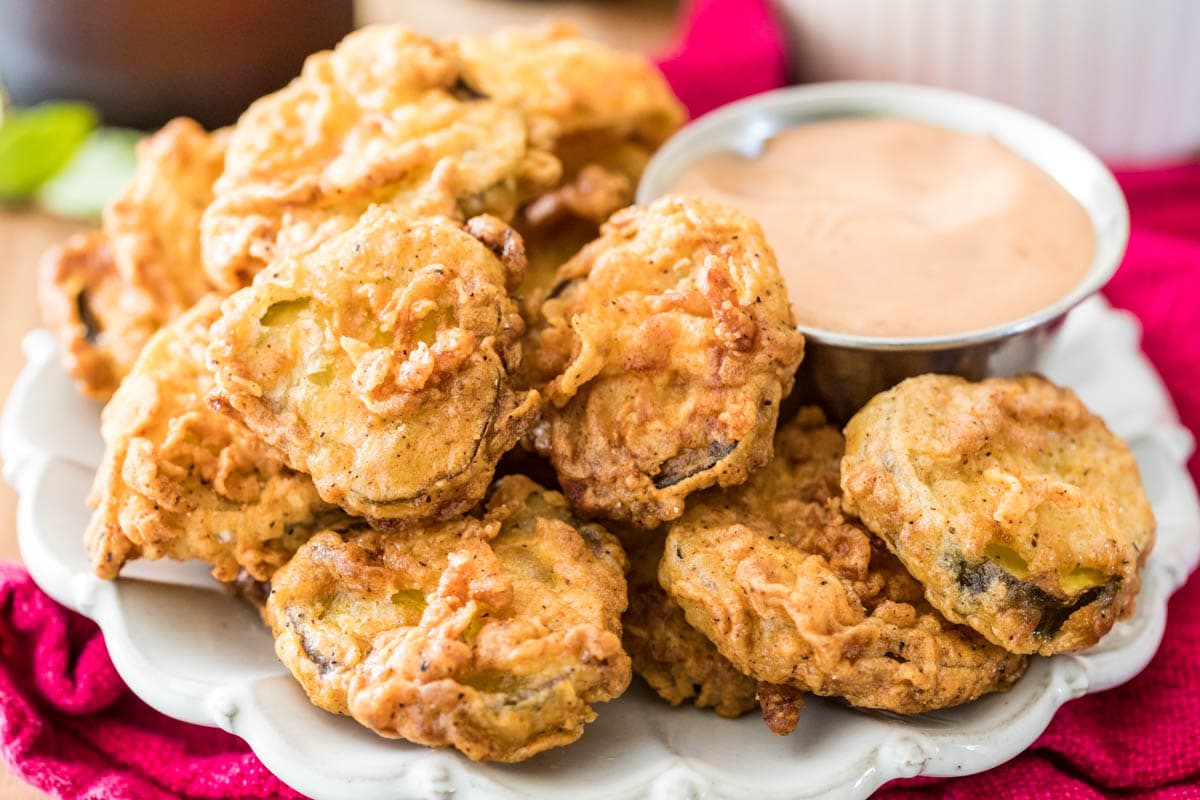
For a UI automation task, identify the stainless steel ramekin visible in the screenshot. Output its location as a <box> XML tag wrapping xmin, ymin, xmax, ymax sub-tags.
<box><xmin>636</xmin><ymin>82</ymin><xmax>1130</xmax><ymax>421</ymax></box>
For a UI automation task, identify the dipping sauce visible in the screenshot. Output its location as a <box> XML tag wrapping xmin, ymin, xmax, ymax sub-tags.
<box><xmin>669</xmin><ymin>117</ymin><xmax>1096</xmax><ymax>338</ymax></box>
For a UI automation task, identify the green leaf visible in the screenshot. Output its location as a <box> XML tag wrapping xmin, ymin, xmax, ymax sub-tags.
<box><xmin>0</xmin><ymin>101</ymin><xmax>98</xmax><ymax>200</ymax></box>
<box><xmin>36</xmin><ymin>127</ymin><xmax>141</xmax><ymax>220</ymax></box>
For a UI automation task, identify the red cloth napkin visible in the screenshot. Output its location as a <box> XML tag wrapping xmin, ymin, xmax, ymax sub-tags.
<box><xmin>2</xmin><ymin>2</ymin><xmax>1199</xmax><ymax>798</ymax></box>
<box><xmin>0</xmin><ymin>564</ymin><xmax>302</xmax><ymax>800</ymax></box>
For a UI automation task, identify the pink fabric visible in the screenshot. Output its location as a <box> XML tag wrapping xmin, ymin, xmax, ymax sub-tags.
<box><xmin>2</xmin><ymin>3</ymin><xmax>1199</xmax><ymax>798</ymax></box>
<box><xmin>0</xmin><ymin>564</ymin><xmax>301</xmax><ymax>799</ymax></box>
<box><xmin>655</xmin><ymin>0</ymin><xmax>789</xmax><ymax>118</ymax></box>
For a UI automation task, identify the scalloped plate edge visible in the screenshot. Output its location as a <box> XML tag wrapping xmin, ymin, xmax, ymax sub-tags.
<box><xmin>6</xmin><ymin>304</ymin><xmax>1199</xmax><ymax>800</ymax></box>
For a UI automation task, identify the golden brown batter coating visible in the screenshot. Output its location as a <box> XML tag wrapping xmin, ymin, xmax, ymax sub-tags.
<box><xmin>266</xmin><ymin>475</ymin><xmax>631</xmax><ymax>762</ymax></box>
<box><xmin>525</xmin><ymin>196</ymin><xmax>805</xmax><ymax>527</ymax></box>
<box><xmin>518</xmin><ymin>164</ymin><xmax>635</xmax><ymax>304</ymax></box>
<box><xmin>841</xmin><ymin>374</ymin><xmax>1156</xmax><ymax>655</ymax></box>
<box><xmin>620</xmin><ymin>530</ymin><xmax>758</xmax><ymax>719</ymax></box>
<box><xmin>40</xmin><ymin>234</ymin><xmax>129</xmax><ymax>400</ymax></box>
<box><xmin>454</xmin><ymin>23</ymin><xmax>686</xmax><ymax>300</ymax></box>
<box><xmin>39</xmin><ymin>118</ymin><xmax>227</xmax><ymax>399</ymax></box>
<box><xmin>207</xmin><ymin>206</ymin><xmax>540</xmax><ymax>526</ymax></box>
<box><xmin>201</xmin><ymin>24</ymin><xmax>560</xmax><ymax>292</ymax></box>
<box><xmin>756</xmin><ymin>682</ymin><xmax>806</xmax><ymax>736</ymax></box>
<box><xmin>660</xmin><ymin>409</ymin><xmax>1027</xmax><ymax>714</ymax></box>
<box><xmin>86</xmin><ymin>296</ymin><xmax>344</xmax><ymax>582</ymax></box>
<box><xmin>454</xmin><ymin>23</ymin><xmax>684</xmax><ymax>159</ymax></box>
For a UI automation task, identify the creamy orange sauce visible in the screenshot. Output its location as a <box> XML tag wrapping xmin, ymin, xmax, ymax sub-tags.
<box><xmin>669</xmin><ymin>117</ymin><xmax>1095</xmax><ymax>337</ymax></box>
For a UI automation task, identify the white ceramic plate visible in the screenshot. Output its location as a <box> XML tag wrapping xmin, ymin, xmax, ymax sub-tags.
<box><xmin>5</xmin><ymin>296</ymin><xmax>1198</xmax><ymax>800</ymax></box>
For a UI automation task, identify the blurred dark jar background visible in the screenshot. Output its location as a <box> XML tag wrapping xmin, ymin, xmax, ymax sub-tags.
<box><xmin>0</xmin><ymin>0</ymin><xmax>356</xmax><ymax>128</ymax></box>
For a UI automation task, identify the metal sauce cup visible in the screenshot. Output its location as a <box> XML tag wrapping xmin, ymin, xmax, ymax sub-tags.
<box><xmin>637</xmin><ymin>82</ymin><xmax>1129</xmax><ymax>421</ymax></box>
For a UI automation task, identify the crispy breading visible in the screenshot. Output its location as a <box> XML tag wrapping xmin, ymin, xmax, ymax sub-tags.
<box><xmin>660</xmin><ymin>408</ymin><xmax>1027</xmax><ymax>714</ymax></box>
<box><xmin>39</xmin><ymin>119</ymin><xmax>227</xmax><ymax>399</ymax></box>
<box><xmin>86</xmin><ymin>296</ymin><xmax>345</xmax><ymax>582</ymax></box>
<box><xmin>756</xmin><ymin>683</ymin><xmax>806</xmax><ymax>736</ymax></box>
<box><xmin>266</xmin><ymin>475</ymin><xmax>631</xmax><ymax>762</ymax></box>
<box><xmin>39</xmin><ymin>234</ymin><xmax>130</xmax><ymax>399</ymax></box>
<box><xmin>454</xmin><ymin>23</ymin><xmax>686</xmax><ymax>300</ymax></box>
<box><xmin>524</xmin><ymin>196</ymin><xmax>805</xmax><ymax>527</ymax></box>
<box><xmin>841</xmin><ymin>374</ymin><xmax>1157</xmax><ymax>655</ymax></box>
<box><xmin>518</xmin><ymin>165</ymin><xmax>635</xmax><ymax>304</ymax></box>
<box><xmin>207</xmin><ymin>206</ymin><xmax>540</xmax><ymax>525</ymax></box>
<box><xmin>523</xmin><ymin>164</ymin><xmax>634</xmax><ymax>232</ymax></box>
<box><xmin>620</xmin><ymin>529</ymin><xmax>758</xmax><ymax>718</ymax></box>
<box><xmin>453</xmin><ymin>22</ymin><xmax>684</xmax><ymax>160</ymax></box>
<box><xmin>201</xmin><ymin>25</ymin><xmax>560</xmax><ymax>292</ymax></box>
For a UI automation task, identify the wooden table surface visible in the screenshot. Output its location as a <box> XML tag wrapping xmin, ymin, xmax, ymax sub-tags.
<box><xmin>0</xmin><ymin>3</ymin><xmax>678</xmax><ymax>798</ymax></box>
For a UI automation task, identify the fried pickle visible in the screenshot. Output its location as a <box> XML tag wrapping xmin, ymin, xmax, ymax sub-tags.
<box><xmin>207</xmin><ymin>206</ymin><xmax>540</xmax><ymax>526</ymax></box>
<box><xmin>454</xmin><ymin>23</ymin><xmax>686</xmax><ymax>299</ymax></box>
<box><xmin>620</xmin><ymin>529</ymin><xmax>758</xmax><ymax>719</ymax></box>
<box><xmin>524</xmin><ymin>196</ymin><xmax>805</xmax><ymax>527</ymax></box>
<box><xmin>660</xmin><ymin>408</ymin><xmax>1027</xmax><ymax>715</ymax></box>
<box><xmin>87</xmin><ymin>295</ymin><xmax>344</xmax><ymax>582</ymax></box>
<box><xmin>39</xmin><ymin>118</ymin><xmax>227</xmax><ymax>399</ymax></box>
<box><xmin>841</xmin><ymin>374</ymin><xmax>1157</xmax><ymax>655</ymax></box>
<box><xmin>201</xmin><ymin>24</ymin><xmax>560</xmax><ymax>292</ymax></box>
<box><xmin>454</xmin><ymin>23</ymin><xmax>684</xmax><ymax>160</ymax></box>
<box><xmin>266</xmin><ymin>475</ymin><xmax>630</xmax><ymax>762</ymax></box>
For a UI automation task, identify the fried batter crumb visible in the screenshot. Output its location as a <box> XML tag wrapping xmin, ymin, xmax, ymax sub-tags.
<box><xmin>757</xmin><ymin>682</ymin><xmax>806</xmax><ymax>736</ymax></box>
